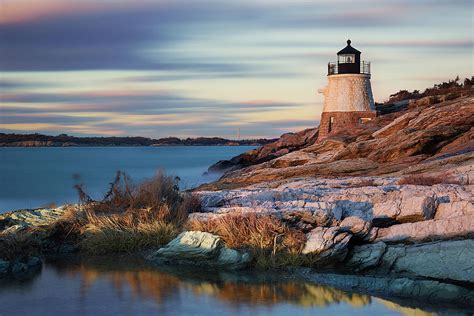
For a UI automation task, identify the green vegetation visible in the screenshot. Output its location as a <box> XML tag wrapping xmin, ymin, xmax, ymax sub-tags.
<box><xmin>386</xmin><ymin>76</ymin><xmax>472</xmax><ymax>104</ymax></box>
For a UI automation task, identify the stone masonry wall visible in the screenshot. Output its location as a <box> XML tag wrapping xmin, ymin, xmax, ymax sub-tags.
<box><xmin>318</xmin><ymin>111</ymin><xmax>376</xmax><ymax>140</ymax></box>
<box><xmin>319</xmin><ymin>74</ymin><xmax>375</xmax><ymax>112</ymax></box>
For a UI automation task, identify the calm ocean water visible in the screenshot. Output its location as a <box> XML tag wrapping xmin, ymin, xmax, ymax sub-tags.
<box><xmin>0</xmin><ymin>256</ymin><xmax>444</xmax><ymax>316</ymax></box>
<box><xmin>0</xmin><ymin>146</ymin><xmax>253</xmax><ymax>213</ymax></box>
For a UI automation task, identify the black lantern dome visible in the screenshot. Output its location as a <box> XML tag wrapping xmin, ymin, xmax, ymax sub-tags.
<box><xmin>328</xmin><ymin>39</ymin><xmax>370</xmax><ymax>76</ymax></box>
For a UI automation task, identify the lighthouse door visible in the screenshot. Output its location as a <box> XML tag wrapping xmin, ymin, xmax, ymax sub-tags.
<box><xmin>328</xmin><ymin>116</ymin><xmax>334</xmax><ymax>132</ymax></box>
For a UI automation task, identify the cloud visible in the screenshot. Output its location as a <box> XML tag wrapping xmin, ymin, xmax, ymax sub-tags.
<box><xmin>0</xmin><ymin>0</ymin><xmax>471</xmax><ymax>138</ymax></box>
<box><xmin>0</xmin><ymin>87</ymin><xmax>310</xmax><ymax>137</ymax></box>
<box><xmin>0</xmin><ymin>2</ymin><xmax>254</xmax><ymax>72</ymax></box>
<box><xmin>0</xmin><ymin>0</ymin><xmax>429</xmax><ymax>72</ymax></box>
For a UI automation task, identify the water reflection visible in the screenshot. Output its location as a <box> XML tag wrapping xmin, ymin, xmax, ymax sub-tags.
<box><xmin>51</xmin><ymin>256</ymin><xmax>371</xmax><ymax>309</ymax></box>
<box><xmin>0</xmin><ymin>256</ymin><xmax>469</xmax><ymax>315</ymax></box>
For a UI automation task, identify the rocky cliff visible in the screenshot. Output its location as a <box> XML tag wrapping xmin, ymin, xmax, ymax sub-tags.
<box><xmin>202</xmin><ymin>94</ymin><xmax>473</xmax><ymax>190</ymax></box>
<box><xmin>208</xmin><ymin>127</ymin><xmax>319</xmax><ymax>173</ymax></box>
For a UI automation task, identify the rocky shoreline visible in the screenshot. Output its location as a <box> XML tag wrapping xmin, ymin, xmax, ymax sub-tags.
<box><xmin>2</xmin><ymin>172</ymin><xmax>472</xmax><ymax>306</ymax></box>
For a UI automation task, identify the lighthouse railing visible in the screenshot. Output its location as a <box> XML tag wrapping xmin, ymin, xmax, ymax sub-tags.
<box><xmin>361</xmin><ymin>61</ymin><xmax>371</xmax><ymax>75</ymax></box>
<box><xmin>327</xmin><ymin>61</ymin><xmax>371</xmax><ymax>75</ymax></box>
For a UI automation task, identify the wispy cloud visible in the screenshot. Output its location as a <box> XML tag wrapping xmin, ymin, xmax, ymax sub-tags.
<box><xmin>0</xmin><ymin>0</ymin><xmax>471</xmax><ymax>137</ymax></box>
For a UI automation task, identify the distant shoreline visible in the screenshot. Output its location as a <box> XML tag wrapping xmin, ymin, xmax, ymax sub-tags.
<box><xmin>0</xmin><ymin>144</ymin><xmax>261</xmax><ymax>147</ymax></box>
<box><xmin>0</xmin><ymin>132</ymin><xmax>276</xmax><ymax>147</ymax></box>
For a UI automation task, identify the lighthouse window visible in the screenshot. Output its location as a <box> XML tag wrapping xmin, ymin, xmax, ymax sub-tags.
<box><xmin>338</xmin><ymin>54</ymin><xmax>355</xmax><ymax>64</ymax></box>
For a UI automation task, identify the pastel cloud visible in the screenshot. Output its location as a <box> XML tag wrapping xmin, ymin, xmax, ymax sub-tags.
<box><xmin>0</xmin><ymin>0</ymin><xmax>471</xmax><ymax>138</ymax></box>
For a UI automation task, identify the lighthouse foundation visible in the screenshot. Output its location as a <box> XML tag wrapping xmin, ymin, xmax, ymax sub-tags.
<box><xmin>318</xmin><ymin>111</ymin><xmax>376</xmax><ymax>140</ymax></box>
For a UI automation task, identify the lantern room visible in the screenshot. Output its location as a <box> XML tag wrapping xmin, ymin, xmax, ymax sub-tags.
<box><xmin>328</xmin><ymin>39</ymin><xmax>370</xmax><ymax>76</ymax></box>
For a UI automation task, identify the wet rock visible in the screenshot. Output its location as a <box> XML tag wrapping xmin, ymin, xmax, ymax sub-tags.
<box><xmin>346</xmin><ymin>239</ymin><xmax>474</xmax><ymax>283</ymax></box>
<box><xmin>6</xmin><ymin>256</ymin><xmax>43</xmax><ymax>279</ymax></box>
<box><xmin>390</xmin><ymin>239</ymin><xmax>474</xmax><ymax>283</ymax></box>
<box><xmin>346</xmin><ymin>242</ymin><xmax>387</xmax><ymax>272</ymax></box>
<box><xmin>148</xmin><ymin>231</ymin><xmax>251</xmax><ymax>270</ymax></box>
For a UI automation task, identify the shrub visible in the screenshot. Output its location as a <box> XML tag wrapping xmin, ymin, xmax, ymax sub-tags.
<box><xmin>187</xmin><ymin>213</ymin><xmax>306</xmax><ymax>269</ymax></box>
<box><xmin>385</xmin><ymin>76</ymin><xmax>471</xmax><ymax>104</ymax></box>
<box><xmin>73</xmin><ymin>171</ymin><xmax>200</xmax><ymax>254</ymax></box>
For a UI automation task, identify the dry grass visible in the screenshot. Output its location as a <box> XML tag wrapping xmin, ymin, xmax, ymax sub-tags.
<box><xmin>79</xmin><ymin>207</ymin><xmax>183</xmax><ymax>255</ymax></box>
<box><xmin>398</xmin><ymin>174</ymin><xmax>463</xmax><ymax>186</ymax></box>
<box><xmin>57</xmin><ymin>171</ymin><xmax>200</xmax><ymax>255</ymax></box>
<box><xmin>187</xmin><ymin>213</ymin><xmax>307</xmax><ymax>269</ymax></box>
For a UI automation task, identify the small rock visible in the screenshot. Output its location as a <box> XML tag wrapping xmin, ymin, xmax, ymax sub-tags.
<box><xmin>148</xmin><ymin>231</ymin><xmax>251</xmax><ymax>270</ymax></box>
<box><xmin>302</xmin><ymin>227</ymin><xmax>352</xmax><ymax>263</ymax></box>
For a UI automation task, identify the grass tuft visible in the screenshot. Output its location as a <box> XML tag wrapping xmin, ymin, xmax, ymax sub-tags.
<box><xmin>187</xmin><ymin>213</ymin><xmax>307</xmax><ymax>269</ymax></box>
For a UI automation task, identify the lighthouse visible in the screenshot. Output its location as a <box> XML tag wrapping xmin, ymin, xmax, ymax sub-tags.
<box><xmin>317</xmin><ymin>40</ymin><xmax>375</xmax><ymax>141</ymax></box>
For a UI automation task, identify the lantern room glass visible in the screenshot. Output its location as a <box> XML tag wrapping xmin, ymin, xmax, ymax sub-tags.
<box><xmin>338</xmin><ymin>54</ymin><xmax>355</xmax><ymax>64</ymax></box>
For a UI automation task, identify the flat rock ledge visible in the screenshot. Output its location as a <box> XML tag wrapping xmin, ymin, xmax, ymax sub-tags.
<box><xmin>0</xmin><ymin>206</ymin><xmax>72</xmax><ymax>234</ymax></box>
<box><xmin>147</xmin><ymin>231</ymin><xmax>252</xmax><ymax>270</ymax></box>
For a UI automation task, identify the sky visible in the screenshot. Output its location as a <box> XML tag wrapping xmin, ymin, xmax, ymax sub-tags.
<box><xmin>0</xmin><ymin>0</ymin><xmax>472</xmax><ymax>139</ymax></box>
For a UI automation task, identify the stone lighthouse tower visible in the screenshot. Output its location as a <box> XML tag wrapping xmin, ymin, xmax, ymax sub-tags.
<box><xmin>317</xmin><ymin>40</ymin><xmax>375</xmax><ymax>141</ymax></box>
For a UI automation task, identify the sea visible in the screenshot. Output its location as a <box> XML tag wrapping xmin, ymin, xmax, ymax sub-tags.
<box><xmin>0</xmin><ymin>146</ymin><xmax>252</xmax><ymax>213</ymax></box>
